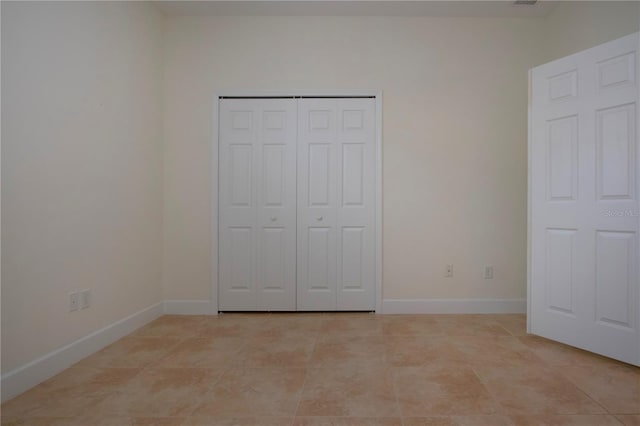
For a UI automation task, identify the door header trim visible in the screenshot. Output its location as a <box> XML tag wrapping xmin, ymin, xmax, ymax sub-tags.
<box><xmin>216</xmin><ymin>89</ymin><xmax>380</xmax><ymax>98</ymax></box>
<box><xmin>219</xmin><ymin>96</ymin><xmax>376</xmax><ymax>99</ymax></box>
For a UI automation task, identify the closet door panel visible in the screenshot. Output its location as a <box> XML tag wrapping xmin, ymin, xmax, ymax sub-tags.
<box><xmin>297</xmin><ymin>99</ymin><xmax>339</xmax><ymax>310</ymax></box>
<box><xmin>298</xmin><ymin>98</ymin><xmax>376</xmax><ymax>311</ymax></box>
<box><xmin>336</xmin><ymin>99</ymin><xmax>376</xmax><ymax>310</ymax></box>
<box><xmin>219</xmin><ymin>104</ymin><xmax>258</xmax><ymax>309</ymax></box>
<box><xmin>219</xmin><ymin>99</ymin><xmax>296</xmax><ymax>311</ymax></box>
<box><xmin>256</xmin><ymin>101</ymin><xmax>297</xmax><ymax>310</ymax></box>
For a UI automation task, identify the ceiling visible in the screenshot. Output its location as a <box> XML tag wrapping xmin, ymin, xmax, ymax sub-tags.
<box><xmin>154</xmin><ymin>0</ymin><xmax>559</xmax><ymax>18</ymax></box>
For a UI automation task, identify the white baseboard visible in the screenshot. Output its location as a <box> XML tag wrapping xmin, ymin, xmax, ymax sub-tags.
<box><xmin>382</xmin><ymin>298</ymin><xmax>526</xmax><ymax>314</ymax></box>
<box><xmin>162</xmin><ymin>299</ymin><xmax>213</xmax><ymax>315</ymax></box>
<box><xmin>0</xmin><ymin>302</ymin><xmax>163</xmax><ymax>403</ymax></box>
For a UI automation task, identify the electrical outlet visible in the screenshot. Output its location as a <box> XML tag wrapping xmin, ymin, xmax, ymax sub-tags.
<box><xmin>484</xmin><ymin>266</ymin><xmax>494</xmax><ymax>279</ymax></box>
<box><xmin>445</xmin><ymin>264</ymin><xmax>454</xmax><ymax>277</ymax></box>
<box><xmin>80</xmin><ymin>289</ymin><xmax>91</xmax><ymax>310</ymax></box>
<box><xmin>69</xmin><ymin>292</ymin><xmax>79</xmax><ymax>312</ymax></box>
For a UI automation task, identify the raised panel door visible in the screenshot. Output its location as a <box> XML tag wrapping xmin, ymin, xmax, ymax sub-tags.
<box><xmin>530</xmin><ymin>33</ymin><xmax>640</xmax><ymax>365</ymax></box>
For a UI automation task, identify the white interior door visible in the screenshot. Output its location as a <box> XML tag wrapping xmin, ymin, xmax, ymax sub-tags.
<box><xmin>219</xmin><ymin>99</ymin><xmax>297</xmax><ymax>311</ymax></box>
<box><xmin>297</xmin><ymin>98</ymin><xmax>376</xmax><ymax>311</ymax></box>
<box><xmin>530</xmin><ymin>32</ymin><xmax>640</xmax><ymax>365</ymax></box>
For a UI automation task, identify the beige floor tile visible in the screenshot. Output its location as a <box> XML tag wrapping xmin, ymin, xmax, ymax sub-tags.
<box><xmin>482</xmin><ymin>315</ymin><xmax>526</xmax><ymax>322</ymax></box>
<box><xmin>1</xmin><ymin>418</ymin><xmax>133</xmax><ymax>426</ymax></box>
<box><xmin>131</xmin><ymin>418</ymin><xmax>186</xmax><ymax>426</ymax></box>
<box><xmin>252</xmin><ymin>314</ymin><xmax>325</xmax><ymax>339</ymax></box>
<box><xmin>297</xmin><ymin>367</ymin><xmax>399</xmax><ymax>417</ymax></box>
<box><xmin>449</xmin><ymin>336</ymin><xmax>544</xmax><ymax>368</ymax></box>
<box><xmin>508</xmin><ymin>414</ymin><xmax>624</xmax><ymax>425</ymax></box>
<box><xmin>29</xmin><ymin>367</ymin><xmax>141</xmax><ymax>417</ymax></box>
<box><xmin>1</xmin><ymin>389</ymin><xmax>62</xmax><ymax>419</ymax></box>
<box><xmin>445</xmin><ymin>416</ymin><xmax>514</xmax><ymax>426</ymax></box>
<box><xmin>400</xmin><ymin>418</ymin><xmax>455</xmax><ymax>426</ymax></box>
<box><xmin>1</xmin><ymin>368</ymin><xmax>140</xmax><ymax>419</ymax></box>
<box><xmin>383</xmin><ymin>336</ymin><xmax>467</xmax><ymax>368</ymax></box>
<box><xmin>490</xmin><ymin>315</ymin><xmax>528</xmax><ymax>337</ymax></box>
<box><xmin>434</xmin><ymin>315</ymin><xmax>511</xmax><ymax>337</ymax></box>
<box><xmin>558</xmin><ymin>364</ymin><xmax>640</xmax><ymax>414</ymax></box>
<box><xmin>75</xmin><ymin>336</ymin><xmax>182</xmax><ymax>368</ymax></box>
<box><xmin>235</xmin><ymin>335</ymin><xmax>317</xmax><ymax>368</ymax></box>
<box><xmin>132</xmin><ymin>316</ymin><xmax>207</xmax><ymax>338</ymax></box>
<box><xmin>198</xmin><ymin>316</ymin><xmax>263</xmax><ymax>338</ymax></box>
<box><xmin>473</xmin><ymin>364</ymin><xmax>606</xmax><ymax>415</ymax></box>
<box><xmin>184</xmin><ymin>418</ymin><xmax>293</xmax><ymax>426</ymax></box>
<box><xmin>6</xmin><ymin>313</ymin><xmax>637</xmax><ymax>426</ymax></box>
<box><xmin>152</xmin><ymin>336</ymin><xmax>247</xmax><ymax>369</ymax></box>
<box><xmin>36</xmin><ymin>366</ymin><xmax>142</xmax><ymax>396</ymax></box>
<box><xmin>92</xmin><ymin>368</ymin><xmax>221</xmax><ymax>417</ymax></box>
<box><xmin>380</xmin><ymin>315</ymin><xmax>443</xmax><ymax>336</ymax></box>
<box><xmin>191</xmin><ymin>368</ymin><xmax>306</xmax><ymax>417</ymax></box>
<box><xmin>617</xmin><ymin>414</ymin><xmax>640</xmax><ymax>425</ymax></box>
<box><xmin>403</xmin><ymin>416</ymin><xmax>514</xmax><ymax>426</ymax></box>
<box><xmin>310</xmin><ymin>335</ymin><xmax>387</xmax><ymax>369</ymax></box>
<box><xmin>268</xmin><ymin>313</ymin><xmax>327</xmax><ymax>319</ymax></box>
<box><xmin>293</xmin><ymin>418</ymin><xmax>402</xmax><ymax>426</ymax></box>
<box><xmin>87</xmin><ymin>419</ymin><xmax>134</xmax><ymax>426</ymax></box>
<box><xmin>518</xmin><ymin>336</ymin><xmax>623</xmax><ymax>368</ymax></box>
<box><xmin>394</xmin><ymin>365</ymin><xmax>498</xmax><ymax>416</ymax></box>
<box><xmin>0</xmin><ymin>389</ymin><xmax>41</xmax><ymax>425</ymax></box>
<box><xmin>7</xmin><ymin>390</ymin><xmax>109</xmax><ymax>418</ymax></box>
<box><xmin>320</xmin><ymin>314</ymin><xmax>383</xmax><ymax>337</ymax></box>
<box><xmin>1</xmin><ymin>419</ymin><xmax>68</xmax><ymax>426</ymax></box>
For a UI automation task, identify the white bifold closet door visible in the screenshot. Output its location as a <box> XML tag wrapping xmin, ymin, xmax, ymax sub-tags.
<box><xmin>219</xmin><ymin>99</ymin><xmax>297</xmax><ymax>311</ymax></box>
<box><xmin>297</xmin><ymin>99</ymin><xmax>376</xmax><ymax>311</ymax></box>
<box><xmin>219</xmin><ymin>97</ymin><xmax>376</xmax><ymax>312</ymax></box>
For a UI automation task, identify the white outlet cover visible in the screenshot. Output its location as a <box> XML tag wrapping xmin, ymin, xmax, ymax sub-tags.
<box><xmin>445</xmin><ymin>264</ymin><xmax>453</xmax><ymax>277</ymax></box>
<box><xmin>484</xmin><ymin>266</ymin><xmax>494</xmax><ymax>279</ymax></box>
<box><xmin>69</xmin><ymin>292</ymin><xmax>79</xmax><ymax>312</ymax></box>
<box><xmin>80</xmin><ymin>289</ymin><xmax>91</xmax><ymax>310</ymax></box>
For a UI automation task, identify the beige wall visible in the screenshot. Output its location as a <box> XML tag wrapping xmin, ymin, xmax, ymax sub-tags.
<box><xmin>162</xmin><ymin>16</ymin><xmax>546</xmax><ymax>302</ymax></box>
<box><xmin>3</xmin><ymin>0</ymin><xmax>637</xmax><ymax>377</ymax></box>
<box><xmin>162</xmin><ymin>3</ymin><xmax>640</xmax><ymax>305</ymax></box>
<box><xmin>1</xmin><ymin>1</ymin><xmax>164</xmax><ymax>373</ymax></box>
<box><xmin>543</xmin><ymin>1</ymin><xmax>639</xmax><ymax>62</ymax></box>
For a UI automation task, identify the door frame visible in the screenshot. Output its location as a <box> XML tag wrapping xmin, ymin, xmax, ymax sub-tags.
<box><xmin>211</xmin><ymin>90</ymin><xmax>383</xmax><ymax>314</ymax></box>
<box><xmin>527</xmin><ymin>70</ymin><xmax>533</xmax><ymax>334</ymax></box>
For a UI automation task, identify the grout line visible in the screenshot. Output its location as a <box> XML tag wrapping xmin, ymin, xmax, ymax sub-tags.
<box><xmin>467</xmin><ymin>364</ymin><xmax>509</xmax><ymax>418</ymax></box>
<box><xmin>613</xmin><ymin>414</ymin><xmax>634</xmax><ymax>425</ymax></box>
<box><xmin>380</xmin><ymin>329</ymin><xmax>404</xmax><ymax>423</ymax></box>
<box><xmin>552</xmin><ymin>365</ymin><xmax>611</xmax><ymax>415</ymax></box>
<box><xmin>292</xmin><ymin>332</ymin><xmax>317</xmax><ymax>418</ymax></box>
<box><xmin>390</xmin><ymin>366</ymin><xmax>404</xmax><ymax>426</ymax></box>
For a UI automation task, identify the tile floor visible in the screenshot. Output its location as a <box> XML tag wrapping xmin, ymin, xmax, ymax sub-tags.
<box><xmin>2</xmin><ymin>313</ymin><xmax>639</xmax><ymax>426</ymax></box>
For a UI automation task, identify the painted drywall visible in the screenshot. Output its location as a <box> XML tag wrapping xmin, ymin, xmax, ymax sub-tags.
<box><xmin>1</xmin><ymin>1</ymin><xmax>164</xmax><ymax>373</ymax></box>
<box><xmin>4</xmin><ymin>2</ymin><xmax>635</xmax><ymax>375</ymax></box>
<box><xmin>162</xmin><ymin>16</ymin><xmax>546</xmax><ymax>303</ymax></box>
<box><xmin>543</xmin><ymin>1</ymin><xmax>640</xmax><ymax>62</ymax></box>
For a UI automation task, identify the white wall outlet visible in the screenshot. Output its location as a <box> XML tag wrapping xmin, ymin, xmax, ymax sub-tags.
<box><xmin>80</xmin><ymin>289</ymin><xmax>91</xmax><ymax>310</ymax></box>
<box><xmin>69</xmin><ymin>292</ymin><xmax>79</xmax><ymax>312</ymax></box>
<box><xmin>445</xmin><ymin>264</ymin><xmax>454</xmax><ymax>277</ymax></box>
<box><xmin>484</xmin><ymin>266</ymin><xmax>494</xmax><ymax>279</ymax></box>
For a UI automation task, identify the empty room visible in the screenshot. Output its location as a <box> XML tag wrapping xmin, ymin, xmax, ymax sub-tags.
<box><xmin>2</xmin><ymin>0</ymin><xmax>640</xmax><ymax>425</ymax></box>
